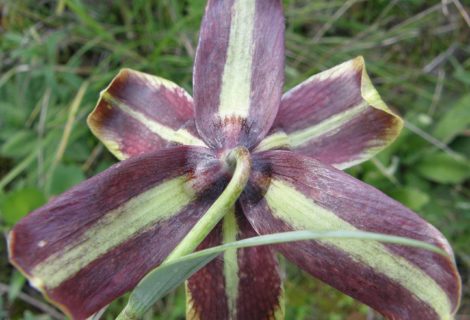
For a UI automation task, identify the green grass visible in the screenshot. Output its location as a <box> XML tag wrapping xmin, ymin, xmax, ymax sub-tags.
<box><xmin>1</xmin><ymin>0</ymin><xmax>469</xmax><ymax>319</ymax></box>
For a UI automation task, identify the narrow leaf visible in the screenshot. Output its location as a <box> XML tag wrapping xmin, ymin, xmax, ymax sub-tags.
<box><xmin>186</xmin><ymin>206</ymin><xmax>284</xmax><ymax>320</ymax></box>
<box><xmin>416</xmin><ymin>152</ymin><xmax>470</xmax><ymax>184</ymax></box>
<box><xmin>0</xmin><ymin>187</ymin><xmax>46</xmax><ymax>226</ymax></box>
<box><xmin>433</xmin><ymin>94</ymin><xmax>470</xmax><ymax>143</ymax></box>
<box><xmin>119</xmin><ymin>229</ymin><xmax>446</xmax><ymax>320</ymax></box>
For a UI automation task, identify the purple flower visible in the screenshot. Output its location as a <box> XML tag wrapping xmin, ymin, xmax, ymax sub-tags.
<box><xmin>8</xmin><ymin>1</ymin><xmax>460</xmax><ymax>319</ymax></box>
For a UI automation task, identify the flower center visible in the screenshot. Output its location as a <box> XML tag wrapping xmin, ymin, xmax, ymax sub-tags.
<box><xmin>221</xmin><ymin>146</ymin><xmax>251</xmax><ymax>176</ymax></box>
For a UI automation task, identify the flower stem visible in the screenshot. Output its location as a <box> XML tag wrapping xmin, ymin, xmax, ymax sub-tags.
<box><xmin>116</xmin><ymin>146</ymin><xmax>251</xmax><ymax>320</ymax></box>
<box><xmin>165</xmin><ymin>146</ymin><xmax>251</xmax><ymax>261</ymax></box>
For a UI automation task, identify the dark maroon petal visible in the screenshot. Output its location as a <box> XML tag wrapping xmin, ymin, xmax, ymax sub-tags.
<box><xmin>193</xmin><ymin>0</ymin><xmax>285</xmax><ymax>150</ymax></box>
<box><xmin>256</xmin><ymin>57</ymin><xmax>402</xmax><ymax>169</ymax></box>
<box><xmin>8</xmin><ymin>146</ymin><xmax>225</xmax><ymax>319</ymax></box>
<box><xmin>187</xmin><ymin>204</ymin><xmax>284</xmax><ymax>319</ymax></box>
<box><xmin>88</xmin><ymin>69</ymin><xmax>205</xmax><ymax>160</ymax></box>
<box><xmin>240</xmin><ymin>150</ymin><xmax>461</xmax><ymax>319</ymax></box>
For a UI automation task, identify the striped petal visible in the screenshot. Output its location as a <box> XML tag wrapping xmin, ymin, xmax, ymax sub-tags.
<box><xmin>88</xmin><ymin>69</ymin><xmax>205</xmax><ymax>160</ymax></box>
<box><xmin>186</xmin><ymin>205</ymin><xmax>284</xmax><ymax>320</ymax></box>
<box><xmin>8</xmin><ymin>146</ymin><xmax>225</xmax><ymax>319</ymax></box>
<box><xmin>193</xmin><ymin>0</ymin><xmax>284</xmax><ymax>150</ymax></box>
<box><xmin>255</xmin><ymin>57</ymin><xmax>403</xmax><ymax>169</ymax></box>
<box><xmin>241</xmin><ymin>150</ymin><xmax>461</xmax><ymax>319</ymax></box>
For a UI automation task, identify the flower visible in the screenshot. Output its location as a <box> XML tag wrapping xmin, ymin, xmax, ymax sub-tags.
<box><xmin>8</xmin><ymin>0</ymin><xmax>461</xmax><ymax>319</ymax></box>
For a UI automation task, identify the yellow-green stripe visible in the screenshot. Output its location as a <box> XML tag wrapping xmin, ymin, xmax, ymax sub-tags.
<box><xmin>218</xmin><ymin>0</ymin><xmax>255</xmax><ymax>118</ymax></box>
<box><xmin>254</xmin><ymin>101</ymin><xmax>369</xmax><ymax>155</ymax></box>
<box><xmin>31</xmin><ymin>176</ymin><xmax>196</xmax><ymax>289</ymax></box>
<box><xmin>265</xmin><ymin>179</ymin><xmax>452</xmax><ymax>319</ymax></box>
<box><xmin>288</xmin><ymin>101</ymin><xmax>368</xmax><ymax>148</ymax></box>
<box><xmin>254</xmin><ymin>131</ymin><xmax>290</xmax><ymax>153</ymax></box>
<box><xmin>101</xmin><ymin>92</ymin><xmax>205</xmax><ymax>148</ymax></box>
<box><xmin>222</xmin><ymin>207</ymin><xmax>239</xmax><ymax>318</ymax></box>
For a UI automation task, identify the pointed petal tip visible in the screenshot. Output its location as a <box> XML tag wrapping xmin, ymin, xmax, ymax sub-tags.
<box><xmin>88</xmin><ymin>69</ymin><xmax>202</xmax><ymax>159</ymax></box>
<box><xmin>358</xmin><ymin>56</ymin><xmax>404</xmax><ymax>124</ymax></box>
<box><xmin>356</xmin><ymin>55</ymin><xmax>404</xmax><ymax>130</ymax></box>
<box><xmin>7</xmin><ymin>147</ymin><xmax>225</xmax><ymax>320</ymax></box>
<box><xmin>264</xmin><ymin>56</ymin><xmax>404</xmax><ymax>169</ymax></box>
<box><xmin>350</xmin><ymin>55</ymin><xmax>405</xmax><ymax>143</ymax></box>
<box><xmin>87</xmin><ymin>98</ymin><xmax>127</xmax><ymax>160</ymax></box>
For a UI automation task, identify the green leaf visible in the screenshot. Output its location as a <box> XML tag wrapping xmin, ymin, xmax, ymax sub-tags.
<box><xmin>1</xmin><ymin>130</ymin><xmax>37</xmax><ymax>158</ymax></box>
<box><xmin>415</xmin><ymin>152</ymin><xmax>470</xmax><ymax>184</ymax></box>
<box><xmin>0</xmin><ymin>102</ymin><xmax>27</xmax><ymax>128</ymax></box>
<box><xmin>434</xmin><ymin>95</ymin><xmax>470</xmax><ymax>143</ymax></box>
<box><xmin>452</xmin><ymin>136</ymin><xmax>470</xmax><ymax>158</ymax></box>
<box><xmin>0</xmin><ymin>187</ymin><xmax>46</xmax><ymax>226</ymax></box>
<box><xmin>49</xmin><ymin>164</ymin><xmax>85</xmax><ymax>195</ymax></box>
<box><xmin>8</xmin><ymin>271</ymin><xmax>26</xmax><ymax>302</ymax></box>
<box><xmin>117</xmin><ymin>230</ymin><xmax>446</xmax><ymax>320</ymax></box>
<box><xmin>389</xmin><ymin>186</ymin><xmax>430</xmax><ymax>211</ymax></box>
<box><xmin>453</xmin><ymin>65</ymin><xmax>470</xmax><ymax>85</ymax></box>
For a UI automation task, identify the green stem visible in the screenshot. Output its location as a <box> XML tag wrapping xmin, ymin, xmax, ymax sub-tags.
<box><xmin>116</xmin><ymin>146</ymin><xmax>251</xmax><ymax>320</ymax></box>
<box><xmin>165</xmin><ymin>146</ymin><xmax>251</xmax><ymax>261</ymax></box>
<box><xmin>0</xmin><ymin>149</ymin><xmax>38</xmax><ymax>192</ymax></box>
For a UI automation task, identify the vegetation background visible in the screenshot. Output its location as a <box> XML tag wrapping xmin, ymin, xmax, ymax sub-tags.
<box><xmin>0</xmin><ymin>0</ymin><xmax>469</xmax><ymax>319</ymax></box>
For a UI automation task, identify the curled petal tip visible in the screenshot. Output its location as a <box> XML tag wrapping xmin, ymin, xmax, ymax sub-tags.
<box><xmin>262</xmin><ymin>57</ymin><xmax>403</xmax><ymax>169</ymax></box>
<box><xmin>242</xmin><ymin>150</ymin><xmax>461</xmax><ymax>319</ymax></box>
<box><xmin>88</xmin><ymin>69</ymin><xmax>203</xmax><ymax>160</ymax></box>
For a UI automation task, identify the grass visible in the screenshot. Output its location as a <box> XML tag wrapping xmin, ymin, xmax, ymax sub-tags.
<box><xmin>1</xmin><ymin>0</ymin><xmax>469</xmax><ymax>319</ymax></box>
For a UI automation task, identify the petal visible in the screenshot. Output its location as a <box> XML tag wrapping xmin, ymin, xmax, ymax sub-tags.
<box><xmin>193</xmin><ymin>0</ymin><xmax>285</xmax><ymax>150</ymax></box>
<box><xmin>8</xmin><ymin>146</ymin><xmax>226</xmax><ymax>319</ymax></box>
<box><xmin>241</xmin><ymin>150</ymin><xmax>461</xmax><ymax>319</ymax></box>
<box><xmin>255</xmin><ymin>57</ymin><xmax>403</xmax><ymax>169</ymax></box>
<box><xmin>186</xmin><ymin>205</ymin><xmax>284</xmax><ymax>320</ymax></box>
<box><xmin>88</xmin><ymin>69</ymin><xmax>205</xmax><ymax>160</ymax></box>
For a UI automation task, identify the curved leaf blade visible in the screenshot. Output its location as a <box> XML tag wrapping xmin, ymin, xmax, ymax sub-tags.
<box><xmin>186</xmin><ymin>206</ymin><xmax>284</xmax><ymax>320</ymax></box>
<box><xmin>118</xmin><ymin>229</ymin><xmax>447</xmax><ymax>320</ymax></box>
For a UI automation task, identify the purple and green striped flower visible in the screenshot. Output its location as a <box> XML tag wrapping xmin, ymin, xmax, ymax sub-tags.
<box><xmin>8</xmin><ymin>0</ymin><xmax>461</xmax><ymax>319</ymax></box>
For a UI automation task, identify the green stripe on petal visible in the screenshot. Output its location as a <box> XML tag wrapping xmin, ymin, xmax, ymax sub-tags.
<box><xmin>8</xmin><ymin>146</ymin><xmax>224</xmax><ymax>319</ymax></box>
<box><xmin>30</xmin><ymin>176</ymin><xmax>195</xmax><ymax>290</ymax></box>
<box><xmin>259</xmin><ymin>56</ymin><xmax>403</xmax><ymax>169</ymax></box>
<box><xmin>242</xmin><ymin>150</ymin><xmax>460</xmax><ymax>319</ymax></box>
<box><xmin>222</xmin><ymin>208</ymin><xmax>240</xmax><ymax>317</ymax></box>
<box><xmin>193</xmin><ymin>0</ymin><xmax>284</xmax><ymax>149</ymax></box>
<box><xmin>88</xmin><ymin>69</ymin><xmax>205</xmax><ymax>160</ymax></box>
<box><xmin>288</xmin><ymin>100</ymin><xmax>369</xmax><ymax>149</ymax></box>
<box><xmin>265</xmin><ymin>178</ymin><xmax>452</xmax><ymax>319</ymax></box>
<box><xmin>218</xmin><ymin>0</ymin><xmax>256</xmax><ymax>118</ymax></box>
<box><xmin>100</xmin><ymin>92</ymin><xmax>205</xmax><ymax>150</ymax></box>
<box><xmin>185</xmin><ymin>206</ymin><xmax>284</xmax><ymax>320</ymax></box>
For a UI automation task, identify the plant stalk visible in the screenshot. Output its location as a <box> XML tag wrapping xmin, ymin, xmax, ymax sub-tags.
<box><xmin>116</xmin><ymin>146</ymin><xmax>251</xmax><ymax>320</ymax></box>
